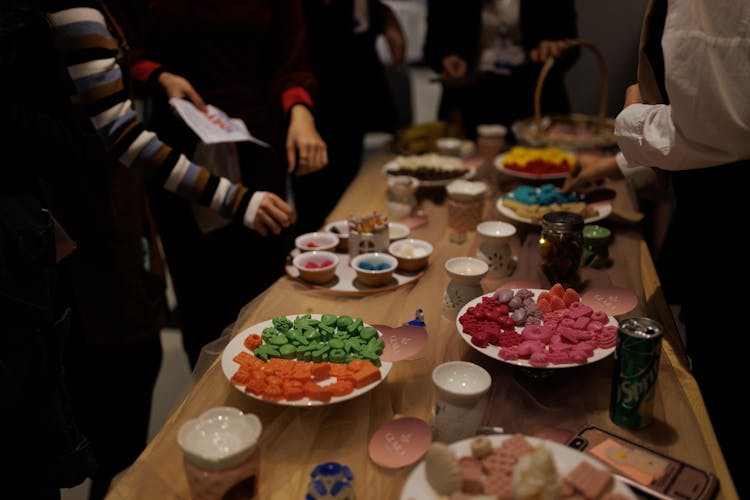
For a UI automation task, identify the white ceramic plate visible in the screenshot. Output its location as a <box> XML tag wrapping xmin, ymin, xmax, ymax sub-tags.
<box><xmin>456</xmin><ymin>289</ymin><xmax>617</xmax><ymax>369</ymax></box>
<box><xmin>221</xmin><ymin>314</ymin><xmax>392</xmax><ymax>406</ymax></box>
<box><xmin>400</xmin><ymin>434</ymin><xmax>637</xmax><ymax>500</ymax></box>
<box><xmin>496</xmin><ymin>197</ymin><xmax>613</xmax><ymax>225</ymax></box>
<box><xmin>494</xmin><ymin>151</ymin><xmax>573</xmax><ymax>180</ymax></box>
<box><xmin>323</xmin><ymin>220</ymin><xmax>410</xmax><ymax>242</ymax></box>
<box><xmin>382</xmin><ymin>160</ymin><xmax>476</xmax><ymax>187</ymax></box>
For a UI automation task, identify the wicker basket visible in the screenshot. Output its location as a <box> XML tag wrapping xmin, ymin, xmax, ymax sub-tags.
<box><xmin>512</xmin><ymin>39</ymin><xmax>617</xmax><ymax>151</ymax></box>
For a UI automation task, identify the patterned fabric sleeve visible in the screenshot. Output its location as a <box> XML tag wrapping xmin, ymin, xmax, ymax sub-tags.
<box><xmin>47</xmin><ymin>5</ymin><xmax>257</xmax><ymax>227</ymax></box>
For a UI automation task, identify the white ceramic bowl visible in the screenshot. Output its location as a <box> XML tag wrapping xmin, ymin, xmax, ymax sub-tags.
<box><xmin>432</xmin><ymin>361</ymin><xmax>492</xmax><ymax>402</ymax></box>
<box><xmin>323</xmin><ymin>220</ymin><xmax>349</xmax><ymax>251</ymax></box>
<box><xmin>476</xmin><ymin>220</ymin><xmax>516</xmax><ymax>240</ymax></box>
<box><xmin>388</xmin><ymin>238</ymin><xmax>433</xmax><ymax>272</ymax></box>
<box><xmin>292</xmin><ymin>251</ymin><xmax>339</xmax><ymax>284</ymax></box>
<box><xmin>351</xmin><ymin>252</ymin><xmax>398</xmax><ymax>286</ymax></box>
<box><xmin>295</xmin><ymin>232</ymin><xmax>340</xmax><ymax>253</ymax></box>
<box><xmin>177</xmin><ymin>407</ymin><xmax>262</xmax><ymax>471</ymax></box>
<box><xmin>444</xmin><ymin>257</ymin><xmax>488</xmax><ymax>284</ymax></box>
<box><xmin>388</xmin><ymin>222</ymin><xmax>411</xmax><ymax>241</ymax></box>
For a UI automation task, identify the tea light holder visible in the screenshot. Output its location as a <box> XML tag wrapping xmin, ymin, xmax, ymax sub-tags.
<box><xmin>475</xmin><ymin>221</ymin><xmax>516</xmax><ymax>278</ymax></box>
<box><xmin>442</xmin><ymin>257</ymin><xmax>488</xmax><ymax>319</ymax></box>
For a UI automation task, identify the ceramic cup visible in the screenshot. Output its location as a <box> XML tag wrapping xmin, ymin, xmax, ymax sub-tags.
<box><xmin>348</xmin><ymin>228</ymin><xmax>389</xmax><ymax>260</ymax></box>
<box><xmin>442</xmin><ymin>257</ymin><xmax>488</xmax><ymax>319</ymax></box>
<box><xmin>431</xmin><ymin>361</ymin><xmax>492</xmax><ymax>443</ymax></box>
<box><xmin>476</xmin><ymin>221</ymin><xmax>516</xmax><ymax>278</ymax></box>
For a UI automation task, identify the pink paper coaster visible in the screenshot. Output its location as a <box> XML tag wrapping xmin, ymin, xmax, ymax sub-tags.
<box><xmin>581</xmin><ymin>286</ymin><xmax>638</xmax><ymax>316</ymax></box>
<box><xmin>368</xmin><ymin>417</ymin><xmax>432</xmax><ymax>469</ymax></box>
<box><xmin>372</xmin><ymin>325</ymin><xmax>428</xmax><ymax>362</ymax></box>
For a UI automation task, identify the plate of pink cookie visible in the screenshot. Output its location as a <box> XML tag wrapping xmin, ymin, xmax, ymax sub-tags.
<box><xmin>400</xmin><ymin>433</ymin><xmax>636</xmax><ymax>500</ymax></box>
<box><xmin>456</xmin><ymin>284</ymin><xmax>619</xmax><ymax>369</ymax></box>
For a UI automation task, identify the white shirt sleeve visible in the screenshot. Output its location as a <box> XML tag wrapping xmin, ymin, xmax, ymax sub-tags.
<box><xmin>614</xmin><ymin>152</ymin><xmax>657</xmax><ymax>192</ymax></box>
<box><xmin>243</xmin><ymin>191</ymin><xmax>268</xmax><ymax>230</ymax></box>
<box><xmin>614</xmin><ymin>0</ymin><xmax>750</xmax><ymax>171</ymax></box>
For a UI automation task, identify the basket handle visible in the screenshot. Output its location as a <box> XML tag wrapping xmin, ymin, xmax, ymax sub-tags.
<box><xmin>533</xmin><ymin>39</ymin><xmax>609</xmax><ymax>133</ymax></box>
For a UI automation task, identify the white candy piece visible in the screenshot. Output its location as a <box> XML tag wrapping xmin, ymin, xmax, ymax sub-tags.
<box><xmin>513</xmin><ymin>447</ymin><xmax>560</xmax><ymax>500</ymax></box>
<box><xmin>424</xmin><ymin>442</ymin><xmax>462</xmax><ymax>495</ymax></box>
<box><xmin>470</xmin><ymin>436</ymin><xmax>493</xmax><ymax>459</ymax></box>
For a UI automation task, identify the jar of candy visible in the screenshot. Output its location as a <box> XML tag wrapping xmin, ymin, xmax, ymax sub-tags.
<box><xmin>538</xmin><ymin>211</ymin><xmax>584</xmax><ymax>288</ymax></box>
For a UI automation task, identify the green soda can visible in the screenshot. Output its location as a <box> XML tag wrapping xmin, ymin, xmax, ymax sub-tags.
<box><xmin>609</xmin><ymin>317</ymin><xmax>663</xmax><ymax>429</ymax></box>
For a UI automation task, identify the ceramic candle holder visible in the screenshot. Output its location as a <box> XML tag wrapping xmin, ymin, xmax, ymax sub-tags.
<box><xmin>442</xmin><ymin>257</ymin><xmax>488</xmax><ymax>319</ymax></box>
<box><xmin>476</xmin><ymin>221</ymin><xmax>516</xmax><ymax>278</ymax></box>
<box><xmin>431</xmin><ymin>361</ymin><xmax>492</xmax><ymax>443</ymax></box>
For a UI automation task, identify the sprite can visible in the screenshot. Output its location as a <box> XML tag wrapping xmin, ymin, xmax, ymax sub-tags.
<box><xmin>609</xmin><ymin>317</ymin><xmax>663</xmax><ymax>429</ymax></box>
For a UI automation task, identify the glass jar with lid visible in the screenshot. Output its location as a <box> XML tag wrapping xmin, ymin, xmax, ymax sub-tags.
<box><xmin>538</xmin><ymin>211</ymin><xmax>584</xmax><ymax>288</ymax></box>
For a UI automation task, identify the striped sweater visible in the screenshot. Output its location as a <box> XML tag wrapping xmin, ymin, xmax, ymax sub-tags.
<box><xmin>45</xmin><ymin>3</ymin><xmax>258</xmax><ymax>227</ymax></box>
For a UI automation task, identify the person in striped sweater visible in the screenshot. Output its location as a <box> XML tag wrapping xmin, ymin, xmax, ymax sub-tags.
<box><xmin>4</xmin><ymin>1</ymin><xmax>295</xmax><ymax>498</ymax></box>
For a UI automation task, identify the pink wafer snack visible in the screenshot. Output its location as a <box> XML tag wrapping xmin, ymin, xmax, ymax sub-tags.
<box><xmin>572</xmin><ymin>341</ymin><xmax>595</xmax><ymax>357</ymax></box>
<box><xmin>569</xmin><ymin>304</ymin><xmax>594</xmax><ymax>319</ymax></box>
<box><xmin>459</xmin><ymin>456</ymin><xmax>484</xmax><ymax>494</ymax></box>
<box><xmin>500</xmin><ymin>434</ymin><xmax>534</xmax><ymax>459</ymax></box>
<box><xmin>516</xmin><ymin>340</ymin><xmax>545</xmax><ymax>358</ymax></box>
<box><xmin>483</xmin><ymin>473</ymin><xmax>514</xmax><ymax>499</ymax></box>
<box><xmin>481</xmin><ymin>450</ymin><xmax>517</xmax><ymax>474</ymax></box>
<box><xmin>575</xmin><ymin>329</ymin><xmax>594</xmax><ymax>342</ymax></box>
<box><xmin>559</xmin><ymin>326</ymin><xmax>582</xmax><ymax>344</ymax></box>
<box><xmin>602</xmin><ymin>325</ymin><xmax>618</xmax><ymax>336</ymax></box>
<box><xmin>568</xmin><ymin>350</ymin><xmax>588</xmax><ymax>364</ymax></box>
<box><xmin>561</xmin><ymin>318</ymin><xmax>576</xmax><ymax>328</ymax></box>
<box><xmin>549</xmin><ymin>341</ymin><xmax>572</xmax><ymax>351</ymax></box>
<box><xmin>565</xmin><ymin>461</ymin><xmax>614</xmax><ymax>499</ymax></box>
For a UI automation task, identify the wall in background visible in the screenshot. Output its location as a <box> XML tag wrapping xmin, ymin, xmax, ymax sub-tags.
<box><xmin>565</xmin><ymin>0</ymin><xmax>648</xmax><ymax>118</ymax></box>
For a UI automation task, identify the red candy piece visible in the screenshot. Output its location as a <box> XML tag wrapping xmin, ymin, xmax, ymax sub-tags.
<box><xmin>498</xmin><ymin>330</ymin><xmax>522</xmax><ymax>347</ymax></box>
<box><xmin>563</xmin><ymin>288</ymin><xmax>580</xmax><ymax>306</ymax></box>
<box><xmin>537</xmin><ymin>298</ymin><xmax>552</xmax><ymax>313</ymax></box>
<box><xmin>550</xmin><ymin>296</ymin><xmax>567</xmax><ymax>311</ymax></box>
<box><xmin>471</xmin><ymin>331</ymin><xmax>490</xmax><ymax>348</ymax></box>
<box><xmin>321</xmin><ymin>260</ymin><xmax>334</xmax><ymax>267</ymax></box>
<box><xmin>304</xmin><ymin>262</ymin><xmax>320</xmax><ymax>269</ymax></box>
<box><xmin>306</xmin><ymin>242</ymin><xmax>319</xmax><ymax>248</ymax></box>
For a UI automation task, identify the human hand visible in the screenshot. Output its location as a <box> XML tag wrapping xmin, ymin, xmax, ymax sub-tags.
<box><xmin>561</xmin><ymin>154</ymin><xmax>621</xmax><ymax>193</ymax></box>
<box><xmin>158</xmin><ymin>72</ymin><xmax>207</xmax><ymax>112</ymax></box>
<box><xmin>286</xmin><ymin>105</ymin><xmax>328</xmax><ymax>176</ymax></box>
<box><xmin>383</xmin><ymin>7</ymin><xmax>406</xmax><ymax>68</ymax></box>
<box><xmin>441</xmin><ymin>54</ymin><xmax>468</xmax><ymax>80</ymax></box>
<box><xmin>624</xmin><ymin>83</ymin><xmax>643</xmax><ymax>107</ymax></box>
<box><xmin>254</xmin><ymin>192</ymin><xmax>297</xmax><ymax>236</ymax></box>
<box><xmin>529</xmin><ymin>40</ymin><xmax>571</xmax><ymax>63</ymax></box>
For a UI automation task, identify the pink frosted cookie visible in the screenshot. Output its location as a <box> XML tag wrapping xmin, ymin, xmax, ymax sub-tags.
<box><xmin>521</xmin><ymin>324</ymin><xmax>553</xmax><ymax>343</ymax></box>
<box><xmin>572</xmin><ymin>341</ymin><xmax>595</xmax><ymax>357</ymax></box>
<box><xmin>568</xmin><ymin>304</ymin><xmax>594</xmax><ymax>319</ymax></box>
<box><xmin>586</xmin><ymin>321</ymin><xmax>604</xmax><ymax>333</ymax></box>
<box><xmin>547</xmin><ymin>350</ymin><xmax>572</xmax><ymax>364</ymax></box>
<box><xmin>573</xmin><ymin>316</ymin><xmax>590</xmax><ymax>330</ymax></box>
<box><xmin>601</xmin><ymin>325</ymin><xmax>618</xmax><ymax>336</ymax></box>
<box><xmin>498</xmin><ymin>330</ymin><xmax>522</xmax><ymax>348</ymax></box>
<box><xmin>590</xmin><ymin>311</ymin><xmax>608</xmax><ymax>324</ymax></box>
<box><xmin>568</xmin><ymin>350</ymin><xmax>589</xmax><ymax>364</ymax></box>
<box><xmin>596</xmin><ymin>329</ymin><xmax>618</xmax><ymax>349</ymax></box>
<box><xmin>498</xmin><ymin>347</ymin><xmax>520</xmax><ymax>361</ymax></box>
<box><xmin>500</xmin><ymin>434</ymin><xmax>534</xmax><ymax>459</ymax></box>
<box><xmin>529</xmin><ymin>351</ymin><xmax>549</xmax><ymax>367</ymax></box>
<box><xmin>561</xmin><ymin>318</ymin><xmax>576</xmax><ymax>328</ymax></box>
<box><xmin>516</xmin><ymin>340</ymin><xmax>545</xmax><ymax>358</ymax></box>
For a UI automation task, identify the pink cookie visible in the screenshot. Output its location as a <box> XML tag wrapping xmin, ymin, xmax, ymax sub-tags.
<box><xmin>529</xmin><ymin>351</ymin><xmax>549</xmax><ymax>367</ymax></box>
<box><xmin>590</xmin><ymin>311</ymin><xmax>608</xmax><ymax>323</ymax></box>
<box><xmin>573</xmin><ymin>316</ymin><xmax>590</xmax><ymax>329</ymax></box>
<box><xmin>568</xmin><ymin>350</ymin><xmax>589</xmax><ymax>364</ymax></box>
<box><xmin>547</xmin><ymin>350</ymin><xmax>572</xmax><ymax>364</ymax></box>
<box><xmin>586</xmin><ymin>321</ymin><xmax>604</xmax><ymax>333</ymax></box>
<box><xmin>498</xmin><ymin>347</ymin><xmax>520</xmax><ymax>361</ymax></box>
<box><xmin>521</xmin><ymin>325</ymin><xmax>553</xmax><ymax>344</ymax></box>
<box><xmin>516</xmin><ymin>340</ymin><xmax>545</xmax><ymax>358</ymax></box>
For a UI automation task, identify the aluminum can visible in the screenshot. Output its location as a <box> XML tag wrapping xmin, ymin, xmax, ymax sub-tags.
<box><xmin>609</xmin><ymin>317</ymin><xmax>663</xmax><ymax>429</ymax></box>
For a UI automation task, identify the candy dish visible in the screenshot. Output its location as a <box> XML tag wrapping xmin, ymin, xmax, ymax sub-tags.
<box><xmin>351</xmin><ymin>252</ymin><xmax>398</xmax><ymax>287</ymax></box>
<box><xmin>388</xmin><ymin>238</ymin><xmax>433</xmax><ymax>272</ymax></box>
<box><xmin>295</xmin><ymin>232</ymin><xmax>340</xmax><ymax>253</ymax></box>
<box><xmin>292</xmin><ymin>251</ymin><xmax>339</xmax><ymax>284</ymax></box>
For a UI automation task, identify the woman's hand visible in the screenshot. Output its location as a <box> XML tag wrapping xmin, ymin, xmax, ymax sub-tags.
<box><xmin>561</xmin><ymin>154</ymin><xmax>621</xmax><ymax>193</ymax></box>
<box><xmin>624</xmin><ymin>83</ymin><xmax>643</xmax><ymax>107</ymax></box>
<box><xmin>158</xmin><ymin>71</ymin><xmax>207</xmax><ymax>112</ymax></box>
<box><xmin>254</xmin><ymin>192</ymin><xmax>296</xmax><ymax>236</ymax></box>
<box><xmin>286</xmin><ymin>105</ymin><xmax>328</xmax><ymax>176</ymax></box>
<box><xmin>530</xmin><ymin>40</ymin><xmax>571</xmax><ymax>63</ymax></box>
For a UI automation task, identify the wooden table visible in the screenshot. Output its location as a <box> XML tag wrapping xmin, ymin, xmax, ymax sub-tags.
<box><xmin>107</xmin><ymin>149</ymin><xmax>737</xmax><ymax>499</ymax></box>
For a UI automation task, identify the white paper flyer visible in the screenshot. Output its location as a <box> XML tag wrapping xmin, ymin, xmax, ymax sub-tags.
<box><xmin>169</xmin><ymin>98</ymin><xmax>269</xmax><ymax>147</ymax></box>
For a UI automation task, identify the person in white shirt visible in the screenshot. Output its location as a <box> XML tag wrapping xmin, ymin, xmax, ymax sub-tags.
<box><xmin>614</xmin><ymin>1</ymin><xmax>749</xmax><ymax>495</ymax></box>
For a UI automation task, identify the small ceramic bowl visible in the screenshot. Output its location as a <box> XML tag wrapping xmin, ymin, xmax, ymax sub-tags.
<box><xmin>295</xmin><ymin>232</ymin><xmax>340</xmax><ymax>253</ymax></box>
<box><xmin>323</xmin><ymin>220</ymin><xmax>349</xmax><ymax>251</ymax></box>
<box><xmin>476</xmin><ymin>220</ymin><xmax>516</xmax><ymax>240</ymax></box>
<box><xmin>388</xmin><ymin>238</ymin><xmax>433</xmax><ymax>272</ymax></box>
<box><xmin>177</xmin><ymin>407</ymin><xmax>262</xmax><ymax>472</ymax></box>
<box><xmin>444</xmin><ymin>257</ymin><xmax>488</xmax><ymax>285</ymax></box>
<box><xmin>388</xmin><ymin>222</ymin><xmax>411</xmax><ymax>241</ymax></box>
<box><xmin>351</xmin><ymin>252</ymin><xmax>398</xmax><ymax>286</ymax></box>
<box><xmin>292</xmin><ymin>251</ymin><xmax>339</xmax><ymax>284</ymax></box>
<box><xmin>432</xmin><ymin>361</ymin><xmax>492</xmax><ymax>402</ymax></box>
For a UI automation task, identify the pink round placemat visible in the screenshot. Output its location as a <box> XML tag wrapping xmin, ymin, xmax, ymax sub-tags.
<box><xmin>368</xmin><ymin>417</ymin><xmax>432</xmax><ymax>469</ymax></box>
<box><xmin>581</xmin><ymin>286</ymin><xmax>638</xmax><ymax>316</ymax></box>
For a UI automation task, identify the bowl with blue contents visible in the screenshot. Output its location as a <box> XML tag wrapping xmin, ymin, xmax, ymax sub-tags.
<box><xmin>351</xmin><ymin>252</ymin><xmax>398</xmax><ymax>286</ymax></box>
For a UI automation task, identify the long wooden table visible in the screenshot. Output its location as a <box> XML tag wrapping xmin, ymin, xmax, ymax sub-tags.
<box><xmin>107</xmin><ymin>149</ymin><xmax>737</xmax><ymax>499</ymax></box>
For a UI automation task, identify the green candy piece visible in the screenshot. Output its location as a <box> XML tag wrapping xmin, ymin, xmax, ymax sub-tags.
<box><xmin>261</xmin><ymin>327</ymin><xmax>277</xmax><ymax>341</ymax></box>
<box><xmin>305</xmin><ymin>329</ymin><xmax>321</xmax><ymax>341</ymax></box>
<box><xmin>319</xmin><ymin>324</ymin><xmax>334</xmax><ymax>335</ymax></box>
<box><xmin>321</xmin><ymin>314</ymin><xmax>338</xmax><ymax>327</ymax></box>
<box><xmin>268</xmin><ymin>335</ymin><xmax>289</xmax><ymax>345</ymax></box>
<box><xmin>360</xmin><ymin>326</ymin><xmax>378</xmax><ymax>341</ymax></box>
<box><xmin>348</xmin><ymin>317</ymin><xmax>363</xmax><ymax>333</ymax></box>
<box><xmin>336</xmin><ymin>315</ymin><xmax>353</xmax><ymax>329</ymax></box>
<box><xmin>272</xmin><ymin>316</ymin><xmax>292</xmax><ymax>332</ymax></box>
<box><xmin>328</xmin><ymin>339</ymin><xmax>344</xmax><ymax>349</ymax></box>
<box><xmin>279</xmin><ymin>344</ymin><xmax>297</xmax><ymax>359</ymax></box>
<box><xmin>293</xmin><ymin>331</ymin><xmax>309</xmax><ymax>345</ymax></box>
<box><xmin>312</xmin><ymin>344</ymin><xmax>331</xmax><ymax>357</ymax></box>
<box><xmin>329</xmin><ymin>348</ymin><xmax>347</xmax><ymax>363</ymax></box>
